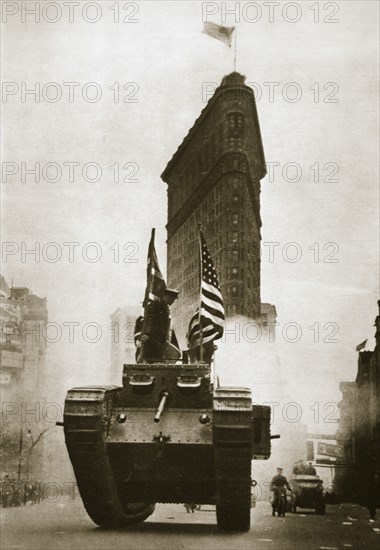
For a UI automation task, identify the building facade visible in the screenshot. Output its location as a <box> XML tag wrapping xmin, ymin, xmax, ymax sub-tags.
<box><xmin>161</xmin><ymin>72</ymin><xmax>274</xmax><ymax>343</ymax></box>
<box><xmin>0</xmin><ymin>276</ymin><xmax>48</xmax><ymax>479</ymax></box>
<box><xmin>336</xmin><ymin>301</ymin><xmax>380</xmax><ymax>501</ymax></box>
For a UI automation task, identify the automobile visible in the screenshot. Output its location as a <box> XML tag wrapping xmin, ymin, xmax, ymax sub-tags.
<box><xmin>290</xmin><ymin>475</ymin><xmax>326</xmax><ymax>515</ymax></box>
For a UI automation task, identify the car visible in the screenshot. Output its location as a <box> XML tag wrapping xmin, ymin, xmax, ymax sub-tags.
<box><xmin>290</xmin><ymin>475</ymin><xmax>326</xmax><ymax>515</ymax></box>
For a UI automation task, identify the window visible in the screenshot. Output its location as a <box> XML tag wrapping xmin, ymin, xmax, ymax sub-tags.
<box><xmin>232</xmin><ymin>232</ymin><xmax>239</xmax><ymax>244</ymax></box>
<box><xmin>236</xmin><ymin>114</ymin><xmax>244</xmax><ymax>128</ymax></box>
<box><xmin>228</xmin><ymin>112</ymin><xmax>245</xmax><ymax>131</ymax></box>
<box><xmin>232</xmin><ymin>194</ymin><xmax>239</xmax><ymax>204</ymax></box>
<box><xmin>232</xmin><ymin>213</ymin><xmax>238</xmax><ymax>225</ymax></box>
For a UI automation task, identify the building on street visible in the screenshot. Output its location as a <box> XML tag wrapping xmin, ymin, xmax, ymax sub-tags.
<box><xmin>336</xmin><ymin>300</ymin><xmax>380</xmax><ymax>502</ymax></box>
<box><xmin>161</xmin><ymin>72</ymin><xmax>275</xmax><ymax>344</ymax></box>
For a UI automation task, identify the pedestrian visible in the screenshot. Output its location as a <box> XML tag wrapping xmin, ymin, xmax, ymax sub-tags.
<box><xmin>367</xmin><ymin>473</ymin><xmax>379</xmax><ymax>522</ymax></box>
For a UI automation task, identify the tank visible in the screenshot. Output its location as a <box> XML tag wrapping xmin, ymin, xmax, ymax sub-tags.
<box><xmin>63</xmin><ymin>229</ymin><xmax>273</xmax><ymax>531</ymax></box>
<box><xmin>63</xmin><ymin>359</ymin><xmax>272</xmax><ymax>531</ymax></box>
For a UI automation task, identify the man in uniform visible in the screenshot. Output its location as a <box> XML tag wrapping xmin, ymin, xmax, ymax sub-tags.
<box><xmin>270</xmin><ymin>468</ymin><xmax>291</xmax><ymax>516</ymax></box>
<box><xmin>305</xmin><ymin>461</ymin><xmax>317</xmax><ymax>475</ymax></box>
<box><xmin>134</xmin><ymin>288</ymin><xmax>181</xmax><ymax>363</ymax></box>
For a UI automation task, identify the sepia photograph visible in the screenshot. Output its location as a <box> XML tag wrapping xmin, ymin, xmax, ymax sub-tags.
<box><xmin>1</xmin><ymin>1</ymin><xmax>379</xmax><ymax>548</ymax></box>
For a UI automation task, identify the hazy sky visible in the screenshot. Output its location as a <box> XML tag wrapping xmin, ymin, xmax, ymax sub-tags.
<box><xmin>1</xmin><ymin>1</ymin><xmax>379</xmax><ymax>430</ymax></box>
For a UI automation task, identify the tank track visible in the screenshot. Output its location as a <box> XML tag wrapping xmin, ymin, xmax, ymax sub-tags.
<box><xmin>64</xmin><ymin>386</ymin><xmax>155</xmax><ymax>527</ymax></box>
<box><xmin>213</xmin><ymin>387</ymin><xmax>253</xmax><ymax>531</ymax></box>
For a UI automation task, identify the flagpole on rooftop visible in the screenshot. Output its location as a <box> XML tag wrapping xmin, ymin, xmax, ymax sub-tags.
<box><xmin>233</xmin><ymin>28</ymin><xmax>237</xmax><ymax>71</ymax></box>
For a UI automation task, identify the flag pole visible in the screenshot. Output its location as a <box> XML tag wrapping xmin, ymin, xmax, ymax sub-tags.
<box><xmin>233</xmin><ymin>28</ymin><xmax>237</xmax><ymax>72</ymax></box>
<box><xmin>198</xmin><ymin>224</ymin><xmax>203</xmax><ymax>362</ymax></box>
<box><xmin>144</xmin><ymin>228</ymin><xmax>155</xmax><ymax>307</ymax></box>
<box><xmin>139</xmin><ymin>228</ymin><xmax>155</xmax><ymax>363</ymax></box>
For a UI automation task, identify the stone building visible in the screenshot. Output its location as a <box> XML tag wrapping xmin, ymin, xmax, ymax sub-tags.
<box><xmin>0</xmin><ymin>277</ymin><xmax>48</xmax><ymax>478</ymax></box>
<box><xmin>10</xmin><ymin>286</ymin><xmax>48</xmax><ymax>401</ymax></box>
<box><xmin>0</xmin><ymin>276</ymin><xmax>23</xmax><ymax>393</ymax></box>
<box><xmin>161</xmin><ymin>72</ymin><xmax>275</xmax><ymax>344</ymax></box>
<box><xmin>336</xmin><ymin>301</ymin><xmax>380</xmax><ymax>501</ymax></box>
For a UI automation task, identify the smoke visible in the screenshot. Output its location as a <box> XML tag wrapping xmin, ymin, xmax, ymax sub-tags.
<box><xmin>215</xmin><ymin>315</ymin><xmax>308</xmax><ymax>491</ymax></box>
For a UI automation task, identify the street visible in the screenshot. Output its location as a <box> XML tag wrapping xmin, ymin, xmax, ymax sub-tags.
<box><xmin>1</xmin><ymin>499</ymin><xmax>379</xmax><ymax>550</ymax></box>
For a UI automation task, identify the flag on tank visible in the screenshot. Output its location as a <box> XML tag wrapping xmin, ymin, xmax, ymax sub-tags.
<box><xmin>187</xmin><ymin>231</ymin><xmax>225</xmax><ymax>350</ymax></box>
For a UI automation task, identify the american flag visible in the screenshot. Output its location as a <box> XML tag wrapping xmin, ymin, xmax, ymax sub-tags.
<box><xmin>202</xmin><ymin>22</ymin><xmax>235</xmax><ymax>47</ymax></box>
<box><xmin>144</xmin><ymin>228</ymin><xmax>167</xmax><ymax>306</ymax></box>
<box><xmin>187</xmin><ymin>231</ymin><xmax>225</xmax><ymax>349</ymax></box>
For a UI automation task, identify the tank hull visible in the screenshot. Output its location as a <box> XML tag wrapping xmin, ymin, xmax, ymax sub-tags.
<box><xmin>63</xmin><ymin>363</ymin><xmax>272</xmax><ymax>531</ymax></box>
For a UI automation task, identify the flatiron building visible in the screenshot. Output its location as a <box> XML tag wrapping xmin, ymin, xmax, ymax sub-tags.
<box><xmin>161</xmin><ymin>72</ymin><xmax>275</xmax><ymax>344</ymax></box>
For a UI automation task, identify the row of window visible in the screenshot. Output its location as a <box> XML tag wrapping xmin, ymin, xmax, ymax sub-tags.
<box><xmin>227</xmin><ymin>136</ymin><xmax>244</xmax><ymax>149</ymax></box>
<box><xmin>226</xmin><ymin>303</ymin><xmax>243</xmax><ymax>316</ymax></box>
<box><xmin>170</xmin><ymin>236</ymin><xmax>255</xmax><ymax>277</ymax></box>
<box><xmin>171</xmin><ymin>116</ymin><xmax>246</xmax><ymax>201</ymax></box>
<box><xmin>228</xmin><ymin>112</ymin><xmax>245</xmax><ymax>130</ymax></box>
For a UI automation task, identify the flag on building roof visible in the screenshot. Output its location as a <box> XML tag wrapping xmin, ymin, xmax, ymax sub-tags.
<box><xmin>187</xmin><ymin>231</ymin><xmax>224</xmax><ymax>351</ymax></box>
<box><xmin>355</xmin><ymin>339</ymin><xmax>367</xmax><ymax>352</ymax></box>
<box><xmin>202</xmin><ymin>22</ymin><xmax>235</xmax><ymax>47</ymax></box>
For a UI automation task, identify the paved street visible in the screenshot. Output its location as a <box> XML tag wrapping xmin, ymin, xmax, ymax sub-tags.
<box><xmin>1</xmin><ymin>499</ymin><xmax>379</xmax><ymax>550</ymax></box>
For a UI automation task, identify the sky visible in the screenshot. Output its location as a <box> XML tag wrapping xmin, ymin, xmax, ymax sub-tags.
<box><xmin>1</xmin><ymin>0</ymin><xmax>379</xmax><ymax>433</ymax></box>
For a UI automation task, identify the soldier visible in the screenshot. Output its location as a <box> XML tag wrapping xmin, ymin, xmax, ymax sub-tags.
<box><xmin>134</xmin><ymin>289</ymin><xmax>181</xmax><ymax>363</ymax></box>
<box><xmin>292</xmin><ymin>461</ymin><xmax>301</xmax><ymax>475</ymax></box>
<box><xmin>270</xmin><ymin>468</ymin><xmax>291</xmax><ymax>517</ymax></box>
<box><xmin>292</xmin><ymin>460</ymin><xmax>306</xmax><ymax>475</ymax></box>
<box><xmin>305</xmin><ymin>461</ymin><xmax>317</xmax><ymax>475</ymax></box>
<box><xmin>271</xmin><ymin>468</ymin><xmax>291</xmax><ymax>491</ymax></box>
<box><xmin>1</xmin><ymin>476</ymin><xmax>12</xmax><ymax>508</ymax></box>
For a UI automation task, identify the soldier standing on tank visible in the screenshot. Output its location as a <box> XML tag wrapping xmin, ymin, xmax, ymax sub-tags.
<box><xmin>134</xmin><ymin>289</ymin><xmax>180</xmax><ymax>363</ymax></box>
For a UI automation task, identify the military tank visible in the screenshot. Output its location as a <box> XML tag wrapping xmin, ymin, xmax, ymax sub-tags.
<box><xmin>64</xmin><ymin>365</ymin><xmax>272</xmax><ymax>531</ymax></box>
<box><xmin>63</xmin><ymin>231</ymin><xmax>273</xmax><ymax>531</ymax></box>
